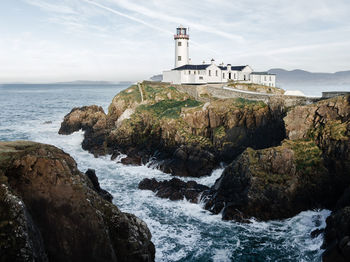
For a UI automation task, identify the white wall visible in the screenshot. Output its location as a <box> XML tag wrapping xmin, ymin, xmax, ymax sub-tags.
<box><xmin>250</xmin><ymin>74</ymin><xmax>276</xmax><ymax>87</ymax></box>
<box><xmin>175</xmin><ymin>39</ymin><xmax>189</xmax><ymax>68</ymax></box>
<box><xmin>162</xmin><ymin>70</ymin><xmax>182</xmax><ymax>84</ymax></box>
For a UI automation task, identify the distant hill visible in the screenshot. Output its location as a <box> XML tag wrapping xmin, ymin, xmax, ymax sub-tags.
<box><xmin>268</xmin><ymin>69</ymin><xmax>350</xmax><ymax>86</ymax></box>
<box><xmin>150</xmin><ymin>74</ymin><xmax>163</xmax><ymax>82</ymax></box>
<box><xmin>53</xmin><ymin>80</ymin><xmax>131</xmax><ymax>85</ymax></box>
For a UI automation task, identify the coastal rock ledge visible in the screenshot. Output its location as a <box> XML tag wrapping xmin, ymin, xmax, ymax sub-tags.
<box><xmin>0</xmin><ymin>141</ymin><xmax>155</xmax><ymax>262</ymax></box>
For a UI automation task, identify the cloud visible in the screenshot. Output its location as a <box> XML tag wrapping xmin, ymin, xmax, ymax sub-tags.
<box><xmin>0</xmin><ymin>0</ymin><xmax>349</xmax><ymax>82</ymax></box>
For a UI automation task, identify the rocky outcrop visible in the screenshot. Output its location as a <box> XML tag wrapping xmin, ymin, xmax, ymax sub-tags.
<box><xmin>85</xmin><ymin>169</ymin><xmax>113</xmax><ymax>202</ymax></box>
<box><xmin>59</xmin><ymin>106</ymin><xmax>108</xmax><ymax>155</ymax></box>
<box><xmin>202</xmin><ymin>140</ymin><xmax>330</xmax><ymax>221</ymax></box>
<box><xmin>138</xmin><ymin>178</ymin><xmax>208</xmax><ymax>203</ymax></box>
<box><xmin>322</xmin><ymin>187</ymin><xmax>350</xmax><ymax>262</ymax></box>
<box><xmin>202</xmin><ymin>95</ymin><xmax>350</xmax><ymax>222</ymax></box>
<box><xmin>59</xmin><ymin>82</ymin><xmax>286</xmax><ymax>177</ymax></box>
<box><xmin>0</xmin><ymin>141</ymin><xmax>155</xmax><ymax>262</ymax></box>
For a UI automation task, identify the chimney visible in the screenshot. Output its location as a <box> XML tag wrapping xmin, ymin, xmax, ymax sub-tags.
<box><xmin>211</xmin><ymin>58</ymin><xmax>215</xmax><ymax>64</ymax></box>
<box><xmin>227</xmin><ymin>63</ymin><xmax>231</xmax><ymax>71</ymax></box>
<box><xmin>202</xmin><ymin>61</ymin><xmax>206</xmax><ymax>64</ymax></box>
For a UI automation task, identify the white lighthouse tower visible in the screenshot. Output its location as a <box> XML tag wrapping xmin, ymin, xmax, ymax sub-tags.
<box><xmin>174</xmin><ymin>25</ymin><xmax>189</xmax><ymax>68</ymax></box>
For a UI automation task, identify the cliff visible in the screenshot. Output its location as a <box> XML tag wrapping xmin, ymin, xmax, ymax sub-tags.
<box><xmin>0</xmin><ymin>141</ymin><xmax>155</xmax><ymax>262</ymax></box>
<box><xmin>203</xmin><ymin>95</ymin><xmax>349</xmax><ymax>221</ymax></box>
<box><xmin>59</xmin><ymin>81</ymin><xmax>285</xmax><ymax>177</ymax></box>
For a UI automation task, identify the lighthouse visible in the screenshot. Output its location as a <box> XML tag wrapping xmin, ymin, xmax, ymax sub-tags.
<box><xmin>174</xmin><ymin>25</ymin><xmax>189</xmax><ymax>68</ymax></box>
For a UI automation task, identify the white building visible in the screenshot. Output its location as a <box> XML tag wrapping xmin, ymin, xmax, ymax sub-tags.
<box><xmin>163</xmin><ymin>26</ymin><xmax>276</xmax><ymax>87</ymax></box>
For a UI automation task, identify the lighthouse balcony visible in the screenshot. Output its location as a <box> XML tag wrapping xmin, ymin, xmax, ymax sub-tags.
<box><xmin>174</xmin><ymin>34</ymin><xmax>189</xmax><ymax>40</ymax></box>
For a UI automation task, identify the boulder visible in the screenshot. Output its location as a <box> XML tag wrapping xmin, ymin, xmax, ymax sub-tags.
<box><xmin>138</xmin><ymin>177</ymin><xmax>209</xmax><ymax>203</ymax></box>
<box><xmin>59</xmin><ymin>106</ymin><xmax>108</xmax><ymax>155</ymax></box>
<box><xmin>0</xmin><ymin>141</ymin><xmax>155</xmax><ymax>262</ymax></box>
<box><xmin>159</xmin><ymin>146</ymin><xmax>216</xmax><ymax>177</ymax></box>
<box><xmin>202</xmin><ymin>140</ymin><xmax>331</xmax><ymax>221</ymax></box>
<box><xmin>85</xmin><ymin>169</ymin><xmax>113</xmax><ymax>202</ymax></box>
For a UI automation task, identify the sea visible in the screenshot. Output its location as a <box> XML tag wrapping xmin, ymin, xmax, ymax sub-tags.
<box><xmin>0</xmin><ymin>83</ymin><xmax>331</xmax><ymax>262</ymax></box>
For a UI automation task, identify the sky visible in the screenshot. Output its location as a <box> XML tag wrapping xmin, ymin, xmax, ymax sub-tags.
<box><xmin>0</xmin><ymin>0</ymin><xmax>350</xmax><ymax>83</ymax></box>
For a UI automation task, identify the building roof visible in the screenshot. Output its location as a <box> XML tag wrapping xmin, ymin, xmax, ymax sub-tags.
<box><xmin>173</xmin><ymin>64</ymin><xmax>211</xmax><ymax>70</ymax></box>
<box><xmin>174</xmin><ymin>64</ymin><xmax>249</xmax><ymax>71</ymax></box>
<box><xmin>218</xmin><ymin>65</ymin><xmax>248</xmax><ymax>71</ymax></box>
<box><xmin>251</xmin><ymin>72</ymin><xmax>276</xmax><ymax>75</ymax></box>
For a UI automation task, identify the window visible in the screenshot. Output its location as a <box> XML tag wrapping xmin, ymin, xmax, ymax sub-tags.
<box><xmin>269</xmin><ymin>76</ymin><xmax>272</xmax><ymax>81</ymax></box>
<box><xmin>209</xmin><ymin>70</ymin><xmax>211</xmax><ymax>76</ymax></box>
<box><xmin>178</xmin><ymin>42</ymin><xmax>182</xmax><ymax>46</ymax></box>
<box><xmin>199</xmin><ymin>76</ymin><xmax>203</xmax><ymax>80</ymax></box>
<box><xmin>189</xmin><ymin>70</ymin><xmax>191</xmax><ymax>74</ymax></box>
<box><xmin>187</xmin><ymin>42</ymin><xmax>189</xmax><ymax>47</ymax></box>
<box><xmin>194</xmin><ymin>71</ymin><xmax>196</xmax><ymax>74</ymax></box>
<box><xmin>223</xmin><ymin>73</ymin><xmax>225</xmax><ymax>78</ymax></box>
<box><xmin>244</xmin><ymin>75</ymin><xmax>246</xmax><ymax>81</ymax></box>
<box><xmin>216</xmin><ymin>70</ymin><xmax>218</xmax><ymax>76</ymax></box>
<box><xmin>234</xmin><ymin>73</ymin><xmax>236</xmax><ymax>79</ymax></box>
<box><xmin>178</xmin><ymin>56</ymin><xmax>181</xmax><ymax>61</ymax></box>
<box><xmin>198</xmin><ymin>70</ymin><xmax>200</xmax><ymax>74</ymax></box>
<box><xmin>264</xmin><ymin>76</ymin><xmax>267</xmax><ymax>81</ymax></box>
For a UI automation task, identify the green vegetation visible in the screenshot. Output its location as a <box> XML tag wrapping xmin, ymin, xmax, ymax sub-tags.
<box><xmin>286</xmin><ymin>140</ymin><xmax>326</xmax><ymax>173</ymax></box>
<box><xmin>117</xmin><ymin>85</ymin><xmax>142</xmax><ymax>104</ymax></box>
<box><xmin>233</xmin><ymin>97</ymin><xmax>267</xmax><ymax>108</ymax></box>
<box><xmin>308</xmin><ymin>120</ymin><xmax>348</xmax><ymax>141</ymax></box>
<box><xmin>138</xmin><ymin>99</ymin><xmax>202</xmax><ymax>119</ymax></box>
<box><xmin>213</xmin><ymin>126</ymin><xmax>226</xmax><ymax>139</ymax></box>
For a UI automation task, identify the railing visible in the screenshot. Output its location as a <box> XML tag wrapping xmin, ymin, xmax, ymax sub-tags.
<box><xmin>174</xmin><ymin>34</ymin><xmax>189</xmax><ymax>39</ymax></box>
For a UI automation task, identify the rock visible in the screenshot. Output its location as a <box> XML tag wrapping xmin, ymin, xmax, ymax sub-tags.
<box><xmin>159</xmin><ymin>146</ymin><xmax>216</xmax><ymax>177</ymax></box>
<box><xmin>59</xmin><ymin>105</ymin><xmax>108</xmax><ymax>155</ymax></box>
<box><xmin>138</xmin><ymin>178</ymin><xmax>209</xmax><ymax>203</ymax></box>
<box><xmin>0</xmin><ymin>141</ymin><xmax>155</xmax><ymax>262</ymax></box>
<box><xmin>59</xmin><ymin>82</ymin><xmax>286</xmax><ymax>177</ymax></box>
<box><xmin>322</xmin><ymin>207</ymin><xmax>350</xmax><ymax>262</ymax></box>
<box><xmin>202</xmin><ymin>140</ymin><xmax>331</xmax><ymax>221</ymax></box>
<box><xmin>311</xmin><ymin>228</ymin><xmax>324</xmax><ymax>238</ymax></box>
<box><xmin>85</xmin><ymin>169</ymin><xmax>113</xmax><ymax>202</ymax></box>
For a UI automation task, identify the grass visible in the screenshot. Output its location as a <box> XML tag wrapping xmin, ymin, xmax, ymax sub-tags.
<box><xmin>285</xmin><ymin>140</ymin><xmax>325</xmax><ymax>173</ymax></box>
<box><xmin>138</xmin><ymin>99</ymin><xmax>202</xmax><ymax>119</ymax></box>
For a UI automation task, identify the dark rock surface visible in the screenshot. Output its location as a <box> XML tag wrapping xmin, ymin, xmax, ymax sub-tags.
<box><xmin>85</xmin><ymin>169</ymin><xmax>113</xmax><ymax>203</ymax></box>
<box><xmin>59</xmin><ymin>82</ymin><xmax>286</xmax><ymax>177</ymax></box>
<box><xmin>322</xmin><ymin>186</ymin><xmax>350</xmax><ymax>262</ymax></box>
<box><xmin>202</xmin><ymin>140</ymin><xmax>331</xmax><ymax>221</ymax></box>
<box><xmin>202</xmin><ymin>95</ymin><xmax>350</xmax><ymax>222</ymax></box>
<box><xmin>59</xmin><ymin>105</ymin><xmax>108</xmax><ymax>156</ymax></box>
<box><xmin>159</xmin><ymin>146</ymin><xmax>216</xmax><ymax>177</ymax></box>
<box><xmin>138</xmin><ymin>178</ymin><xmax>209</xmax><ymax>203</ymax></box>
<box><xmin>0</xmin><ymin>141</ymin><xmax>155</xmax><ymax>262</ymax></box>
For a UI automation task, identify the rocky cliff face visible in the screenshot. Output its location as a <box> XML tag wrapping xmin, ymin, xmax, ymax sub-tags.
<box><xmin>59</xmin><ymin>81</ymin><xmax>285</xmax><ymax>177</ymax></box>
<box><xmin>202</xmin><ymin>95</ymin><xmax>350</xmax><ymax>222</ymax></box>
<box><xmin>322</xmin><ymin>187</ymin><xmax>350</xmax><ymax>262</ymax></box>
<box><xmin>0</xmin><ymin>141</ymin><xmax>155</xmax><ymax>262</ymax></box>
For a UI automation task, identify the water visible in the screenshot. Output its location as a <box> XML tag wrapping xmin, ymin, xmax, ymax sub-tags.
<box><xmin>0</xmin><ymin>84</ymin><xmax>330</xmax><ymax>261</ymax></box>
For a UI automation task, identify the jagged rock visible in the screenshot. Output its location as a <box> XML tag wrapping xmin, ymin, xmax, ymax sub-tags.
<box><xmin>138</xmin><ymin>178</ymin><xmax>209</xmax><ymax>203</ymax></box>
<box><xmin>159</xmin><ymin>146</ymin><xmax>216</xmax><ymax>177</ymax></box>
<box><xmin>202</xmin><ymin>140</ymin><xmax>331</xmax><ymax>221</ymax></box>
<box><xmin>59</xmin><ymin>82</ymin><xmax>286</xmax><ymax>177</ymax></box>
<box><xmin>0</xmin><ymin>141</ymin><xmax>155</xmax><ymax>262</ymax></box>
<box><xmin>202</xmin><ymin>95</ymin><xmax>350</xmax><ymax>222</ymax></box>
<box><xmin>59</xmin><ymin>105</ymin><xmax>108</xmax><ymax>155</ymax></box>
<box><xmin>322</xmin><ymin>207</ymin><xmax>350</xmax><ymax>262</ymax></box>
<box><xmin>322</xmin><ymin>185</ymin><xmax>350</xmax><ymax>262</ymax></box>
<box><xmin>85</xmin><ymin>169</ymin><xmax>113</xmax><ymax>202</ymax></box>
